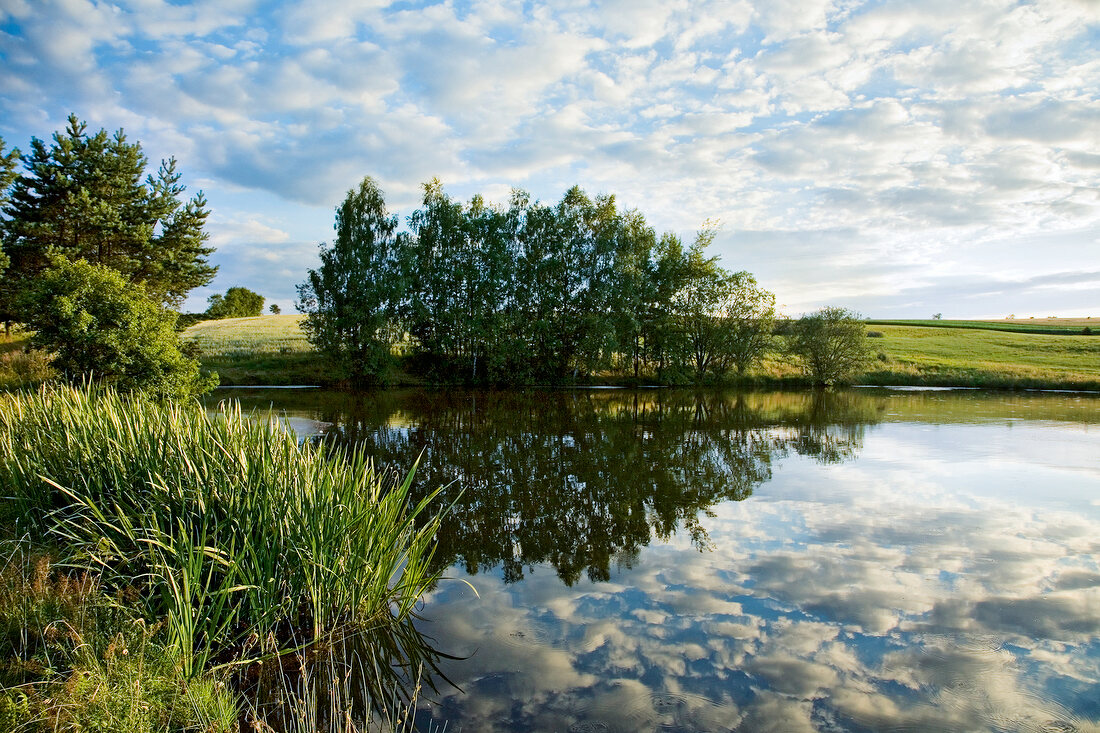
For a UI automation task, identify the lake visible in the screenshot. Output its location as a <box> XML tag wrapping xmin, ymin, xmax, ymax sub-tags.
<box><xmin>212</xmin><ymin>387</ymin><xmax>1100</xmax><ymax>732</ymax></box>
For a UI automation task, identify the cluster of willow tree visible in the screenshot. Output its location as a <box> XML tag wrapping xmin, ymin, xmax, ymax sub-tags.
<box><xmin>298</xmin><ymin>177</ymin><xmax>777</xmax><ymax>385</ymax></box>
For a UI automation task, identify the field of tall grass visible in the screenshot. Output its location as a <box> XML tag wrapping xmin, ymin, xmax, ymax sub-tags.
<box><xmin>0</xmin><ymin>384</ymin><xmax>453</xmax><ymax>731</ymax></box>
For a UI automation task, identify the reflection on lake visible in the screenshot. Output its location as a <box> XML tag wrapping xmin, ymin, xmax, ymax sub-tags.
<box><xmin>212</xmin><ymin>388</ymin><xmax>1100</xmax><ymax>732</ymax></box>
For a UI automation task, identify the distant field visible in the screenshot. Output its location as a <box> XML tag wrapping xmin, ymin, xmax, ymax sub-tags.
<box><xmin>181</xmin><ymin>314</ymin><xmax>312</xmax><ymax>355</ymax></box>
<box><xmin>862</xmin><ymin>324</ymin><xmax>1100</xmax><ymax>390</ymax></box>
<box><xmin>867</xmin><ymin>318</ymin><xmax>1097</xmax><ymax>335</ymax></box>
<box><xmin>181</xmin><ymin>315</ymin><xmax>322</xmax><ymax>385</ymax></box>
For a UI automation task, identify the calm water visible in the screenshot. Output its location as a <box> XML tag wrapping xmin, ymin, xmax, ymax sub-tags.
<box><xmin>214</xmin><ymin>387</ymin><xmax>1100</xmax><ymax>732</ymax></box>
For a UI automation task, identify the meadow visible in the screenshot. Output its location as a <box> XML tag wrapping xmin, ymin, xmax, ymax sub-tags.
<box><xmin>861</xmin><ymin>323</ymin><xmax>1100</xmax><ymax>390</ymax></box>
<box><xmin>180</xmin><ymin>315</ymin><xmax>322</xmax><ymax>386</ymax></box>
<box><xmin>180</xmin><ymin>316</ymin><xmax>1100</xmax><ymax>391</ymax></box>
<box><xmin>867</xmin><ymin>317</ymin><xmax>1096</xmax><ymax>335</ymax></box>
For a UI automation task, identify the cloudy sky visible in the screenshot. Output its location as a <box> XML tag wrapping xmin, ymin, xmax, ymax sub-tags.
<box><xmin>1</xmin><ymin>0</ymin><xmax>1098</xmax><ymax>317</ymax></box>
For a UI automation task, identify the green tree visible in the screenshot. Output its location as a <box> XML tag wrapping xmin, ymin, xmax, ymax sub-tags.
<box><xmin>296</xmin><ymin>176</ymin><xmax>405</xmax><ymax>385</ymax></box>
<box><xmin>671</xmin><ymin>224</ymin><xmax>730</xmax><ymax>380</ymax></box>
<box><xmin>1</xmin><ymin>115</ymin><xmax>216</xmax><ymax>329</ymax></box>
<box><xmin>205</xmin><ymin>286</ymin><xmax>265</xmax><ymax>319</ymax></box>
<box><xmin>21</xmin><ymin>258</ymin><xmax>216</xmax><ymax>397</ymax></box>
<box><xmin>269</xmin><ymin>303</ymin><xmax>281</xmax><ymax>315</ymax></box>
<box><xmin>0</xmin><ymin>136</ymin><xmax>19</xmax><ymax>280</ymax></box>
<box><xmin>786</xmin><ymin>306</ymin><xmax>871</xmax><ymax>385</ymax></box>
<box><xmin>722</xmin><ymin>271</ymin><xmax>777</xmax><ymax>375</ymax></box>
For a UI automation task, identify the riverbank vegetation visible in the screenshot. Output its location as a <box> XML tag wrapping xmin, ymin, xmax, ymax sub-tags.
<box><xmin>180</xmin><ymin>316</ymin><xmax>1100</xmax><ymax>391</ymax></box>
<box><xmin>0</xmin><ymin>117</ymin><xmax>216</xmax><ymax>397</ymax></box>
<box><xmin>297</xmin><ymin>177</ymin><xmax>781</xmax><ymax>386</ymax></box>
<box><xmin>0</xmin><ymin>384</ymin><xmax>451</xmax><ymax>730</ymax></box>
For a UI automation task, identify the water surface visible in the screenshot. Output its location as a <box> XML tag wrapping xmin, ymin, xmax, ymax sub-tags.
<box><xmin>213</xmin><ymin>388</ymin><xmax>1100</xmax><ymax>732</ymax></box>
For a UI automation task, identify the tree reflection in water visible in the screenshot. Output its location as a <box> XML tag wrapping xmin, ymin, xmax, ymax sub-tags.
<box><xmin>316</xmin><ymin>390</ymin><xmax>882</xmax><ymax>586</ymax></box>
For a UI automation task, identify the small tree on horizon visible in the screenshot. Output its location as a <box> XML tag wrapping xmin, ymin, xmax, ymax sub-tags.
<box><xmin>205</xmin><ymin>286</ymin><xmax>265</xmax><ymax>319</ymax></box>
<box><xmin>269</xmin><ymin>303</ymin><xmax>281</xmax><ymax>315</ymax></box>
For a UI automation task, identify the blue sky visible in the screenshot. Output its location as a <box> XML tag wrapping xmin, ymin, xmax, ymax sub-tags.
<box><xmin>1</xmin><ymin>0</ymin><xmax>1097</xmax><ymax>317</ymax></box>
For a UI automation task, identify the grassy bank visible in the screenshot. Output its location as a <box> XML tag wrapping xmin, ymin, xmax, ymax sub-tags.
<box><xmin>182</xmin><ymin>316</ymin><xmax>1100</xmax><ymax>391</ymax></box>
<box><xmin>0</xmin><ymin>384</ymin><xmax>450</xmax><ymax>731</ymax></box>
<box><xmin>0</xmin><ymin>330</ymin><xmax>53</xmax><ymax>391</ymax></box>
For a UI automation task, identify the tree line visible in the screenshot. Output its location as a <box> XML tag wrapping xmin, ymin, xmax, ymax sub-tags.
<box><xmin>1</xmin><ymin>118</ymin><xmax>870</xmax><ymax>395</ymax></box>
<box><xmin>297</xmin><ymin>177</ymin><xmax>790</xmax><ymax>385</ymax></box>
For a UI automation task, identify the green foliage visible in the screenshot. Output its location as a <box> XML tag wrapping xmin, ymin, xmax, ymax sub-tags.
<box><xmin>302</xmin><ymin>177</ymin><xmax>778</xmax><ymax>385</ymax></box>
<box><xmin>0</xmin><ymin>329</ymin><xmax>54</xmax><ymax>391</ymax></box>
<box><xmin>269</xmin><ymin>303</ymin><xmax>280</xmax><ymax>315</ymax></box>
<box><xmin>204</xmin><ymin>286</ymin><xmax>265</xmax><ymax>319</ymax></box>
<box><xmin>21</xmin><ymin>258</ymin><xmax>216</xmax><ymax>397</ymax></box>
<box><xmin>786</xmin><ymin>307</ymin><xmax>872</xmax><ymax>385</ymax></box>
<box><xmin>0</xmin><ymin>114</ymin><xmax>215</xmax><ymax>327</ymax></box>
<box><xmin>0</xmin><ymin>544</ymin><xmax>239</xmax><ymax>733</ymax></box>
<box><xmin>0</xmin><ymin>384</ymin><xmax>448</xmax><ymax>682</ymax></box>
<box><xmin>0</xmin><ymin>136</ymin><xmax>19</xmax><ymax>277</ymax></box>
<box><xmin>297</xmin><ymin>177</ymin><xmax>406</xmax><ymax>385</ymax></box>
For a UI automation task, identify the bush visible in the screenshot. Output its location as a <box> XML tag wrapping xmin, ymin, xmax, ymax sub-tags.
<box><xmin>21</xmin><ymin>258</ymin><xmax>216</xmax><ymax>397</ymax></box>
<box><xmin>867</xmin><ymin>331</ymin><xmax>884</xmax><ymax>338</ymax></box>
<box><xmin>786</xmin><ymin>306</ymin><xmax>872</xmax><ymax>386</ymax></box>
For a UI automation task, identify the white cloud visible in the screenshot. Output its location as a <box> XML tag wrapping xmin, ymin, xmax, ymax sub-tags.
<box><xmin>1</xmin><ymin>0</ymin><xmax>1097</xmax><ymax>317</ymax></box>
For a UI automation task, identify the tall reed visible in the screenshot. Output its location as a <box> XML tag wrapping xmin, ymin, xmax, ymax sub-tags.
<box><xmin>0</xmin><ymin>384</ymin><xmax>449</xmax><ymax>684</ymax></box>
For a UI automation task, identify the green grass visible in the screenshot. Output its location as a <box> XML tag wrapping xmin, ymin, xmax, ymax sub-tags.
<box><xmin>0</xmin><ymin>330</ymin><xmax>54</xmax><ymax>391</ymax></box>
<box><xmin>867</xmin><ymin>317</ymin><xmax>1097</xmax><ymax>335</ymax></box>
<box><xmin>181</xmin><ymin>315</ymin><xmax>333</xmax><ymax>386</ymax></box>
<box><xmin>181</xmin><ymin>315</ymin><xmax>313</xmax><ymax>356</ymax></box>
<box><xmin>861</xmin><ymin>325</ymin><xmax>1100</xmax><ymax>390</ymax></box>
<box><xmin>180</xmin><ymin>314</ymin><xmax>1100</xmax><ymax>391</ymax></box>
<box><xmin>0</xmin><ymin>383</ymin><xmax>452</xmax><ymax>729</ymax></box>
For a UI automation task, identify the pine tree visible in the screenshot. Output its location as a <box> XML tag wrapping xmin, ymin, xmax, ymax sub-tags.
<box><xmin>0</xmin><ymin>115</ymin><xmax>216</xmax><ymax>329</ymax></box>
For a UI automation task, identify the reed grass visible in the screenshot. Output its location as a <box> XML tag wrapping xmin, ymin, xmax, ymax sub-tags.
<box><xmin>0</xmin><ymin>384</ymin><xmax>452</xmax><ymax>728</ymax></box>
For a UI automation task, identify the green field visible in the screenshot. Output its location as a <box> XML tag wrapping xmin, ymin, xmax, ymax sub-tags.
<box><xmin>861</xmin><ymin>324</ymin><xmax>1100</xmax><ymax>390</ymax></box>
<box><xmin>180</xmin><ymin>316</ymin><xmax>1100</xmax><ymax>391</ymax></box>
<box><xmin>180</xmin><ymin>314</ymin><xmax>324</xmax><ymax>385</ymax></box>
<box><xmin>867</xmin><ymin>318</ymin><xmax>1097</xmax><ymax>335</ymax></box>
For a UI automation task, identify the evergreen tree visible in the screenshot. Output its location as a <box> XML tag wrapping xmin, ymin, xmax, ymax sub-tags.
<box><xmin>0</xmin><ymin>115</ymin><xmax>216</xmax><ymax>329</ymax></box>
<box><xmin>0</xmin><ymin>136</ymin><xmax>19</xmax><ymax>281</ymax></box>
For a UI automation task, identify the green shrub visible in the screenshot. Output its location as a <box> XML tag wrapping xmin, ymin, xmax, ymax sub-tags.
<box><xmin>20</xmin><ymin>258</ymin><xmax>216</xmax><ymax>397</ymax></box>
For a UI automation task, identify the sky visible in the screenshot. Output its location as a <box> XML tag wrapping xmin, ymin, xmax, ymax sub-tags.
<box><xmin>1</xmin><ymin>0</ymin><xmax>1098</xmax><ymax>318</ymax></box>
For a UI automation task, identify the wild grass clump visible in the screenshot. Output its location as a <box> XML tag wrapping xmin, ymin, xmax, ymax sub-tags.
<box><xmin>0</xmin><ymin>542</ymin><xmax>239</xmax><ymax>733</ymax></box>
<box><xmin>0</xmin><ymin>330</ymin><xmax>54</xmax><ymax>391</ymax></box>
<box><xmin>0</xmin><ymin>383</ymin><xmax>451</xmax><ymax>729</ymax></box>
